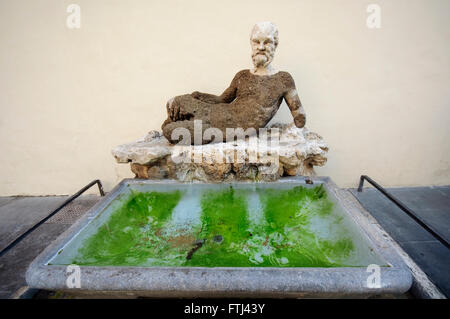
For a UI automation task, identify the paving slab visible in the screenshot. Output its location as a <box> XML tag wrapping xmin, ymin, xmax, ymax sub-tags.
<box><xmin>0</xmin><ymin>223</ymin><xmax>68</xmax><ymax>298</ymax></box>
<box><xmin>0</xmin><ymin>196</ymin><xmax>67</xmax><ymax>251</ymax></box>
<box><xmin>436</xmin><ymin>186</ymin><xmax>450</xmax><ymax>198</ymax></box>
<box><xmin>0</xmin><ymin>195</ymin><xmax>101</xmax><ymax>298</ymax></box>
<box><xmin>350</xmin><ymin>186</ymin><xmax>450</xmax><ymax>297</ymax></box>
<box><xmin>0</xmin><ymin>196</ymin><xmax>68</xmax><ymax>224</ymax></box>
<box><xmin>349</xmin><ymin>188</ymin><xmax>437</xmax><ymax>243</ymax></box>
<box><xmin>387</xmin><ymin>187</ymin><xmax>450</xmax><ymax>242</ymax></box>
<box><xmin>399</xmin><ymin>241</ymin><xmax>450</xmax><ymax>296</ymax></box>
<box><xmin>0</xmin><ymin>197</ymin><xmax>19</xmax><ymax>208</ymax></box>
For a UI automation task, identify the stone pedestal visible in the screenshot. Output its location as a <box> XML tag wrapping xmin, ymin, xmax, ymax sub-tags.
<box><xmin>112</xmin><ymin>123</ymin><xmax>328</xmax><ymax>182</ymax></box>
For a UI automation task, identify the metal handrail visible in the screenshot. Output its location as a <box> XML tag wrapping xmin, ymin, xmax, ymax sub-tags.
<box><xmin>358</xmin><ymin>175</ymin><xmax>449</xmax><ymax>249</ymax></box>
<box><xmin>0</xmin><ymin>179</ymin><xmax>105</xmax><ymax>258</ymax></box>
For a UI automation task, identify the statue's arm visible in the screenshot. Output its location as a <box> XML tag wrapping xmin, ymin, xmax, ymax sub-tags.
<box><xmin>284</xmin><ymin>89</ymin><xmax>306</xmax><ymax>128</ymax></box>
<box><xmin>191</xmin><ymin>91</ymin><xmax>221</xmax><ymax>103</ymax></box>
<box><xmin>191</xmin><ymin>85</ymin><xmax>236</xmax><ymax>104</ymax></box>
<box><xmin>191</xmin><ymin>72</ymin><xmax>239</xmax><ymax>104</ymax></box>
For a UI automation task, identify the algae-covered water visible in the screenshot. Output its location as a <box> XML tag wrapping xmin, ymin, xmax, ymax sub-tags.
<box><xmin>50</xmin><ymin>183</ymin><xmax>383</xmax><ymax>267</ymax></box>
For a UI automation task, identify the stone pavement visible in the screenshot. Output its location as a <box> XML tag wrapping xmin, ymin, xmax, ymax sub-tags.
<box><xmin>0</xmin><ymin>195</ymin><xmax>101</xmax><ymax>298</ymax></box>
<box><xmin>350</xmin><ymin>186</ymin><xmax>450</xmax><ymax>298</ymax></box>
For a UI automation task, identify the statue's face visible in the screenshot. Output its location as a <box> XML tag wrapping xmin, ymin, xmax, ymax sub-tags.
<box><xmin>250</xmin><ymin>23</ymin><xmax>278</xmax><ymax>68</ymax></box>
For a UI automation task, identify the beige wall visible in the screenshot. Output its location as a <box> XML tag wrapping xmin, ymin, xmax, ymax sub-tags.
<box><xmin>1</xmin><ymin>0</ymin><xmax>449</xmax><ymax>195</ymax></box>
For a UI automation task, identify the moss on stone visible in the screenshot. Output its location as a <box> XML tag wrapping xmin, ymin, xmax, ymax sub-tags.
<box><xmin>71</xmin><ymin>185</ymin><xmax>356</xmax><ymax>267</ymax></box>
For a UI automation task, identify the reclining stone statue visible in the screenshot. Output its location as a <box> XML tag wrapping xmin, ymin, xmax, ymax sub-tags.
<box><xmin>161</xmin><ymin>22</ymin><xmax>306</xmax><ymax>145</ymax></box>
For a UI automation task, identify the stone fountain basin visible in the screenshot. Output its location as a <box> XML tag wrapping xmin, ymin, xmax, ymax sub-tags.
<box><xmin>26</xmin><ymin>177</ymin><xmax>412</xmax><ymax>298</ymax></box>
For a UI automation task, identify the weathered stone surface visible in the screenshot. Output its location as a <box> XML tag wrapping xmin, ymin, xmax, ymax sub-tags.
<box><xmin>112</xmin><ymin>123</ymin><xmax>328</xmax><ymax>182</ymax></box>
<box><xmin>161</xmin><ymin>22</ymin><xmax>307</xmax><ymax>144</ymax></box>
<box><xmin>116</xmin><ymin>22</ymin><xmax>323</xmax><ymax>181</ymax></box>
<box><xmin>113</xmin><ymin>131</ymin><xmax>171</xmax><ymax>165</ymax></box>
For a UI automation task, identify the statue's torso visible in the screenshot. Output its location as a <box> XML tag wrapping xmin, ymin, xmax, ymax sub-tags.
<box><xmin>211</xmin><ymin>69</ymin><xmax>295</xmax><ymax>130</ymax></box>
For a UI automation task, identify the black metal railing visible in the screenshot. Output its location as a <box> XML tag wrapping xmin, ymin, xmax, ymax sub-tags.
<box><xmin>357</xmin><ymin>175</ymin><xmax>449</xmax><ymax>249</ymax></box>
<box><xmin>0</xmin><ymin>180</ymin><xmax>105</xmax><ymax>258</ymax></box>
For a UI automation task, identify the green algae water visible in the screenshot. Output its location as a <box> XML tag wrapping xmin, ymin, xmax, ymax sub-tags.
<box><xmin>50</xmin><ymin>183</ymin><xmax>383</xmax><ymax>267</ymax></box>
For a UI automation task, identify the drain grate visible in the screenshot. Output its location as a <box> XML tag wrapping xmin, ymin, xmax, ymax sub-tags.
<box><xmin>45</xmin><ymin>197</ymin><xmax>100</xmax><ymax>225</ymax></box>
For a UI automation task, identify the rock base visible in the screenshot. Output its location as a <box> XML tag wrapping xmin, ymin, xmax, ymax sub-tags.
<box><xmin>112</xmin><ymin>123</ymin><xmax>328</xmax><ymax>182</ymax></box>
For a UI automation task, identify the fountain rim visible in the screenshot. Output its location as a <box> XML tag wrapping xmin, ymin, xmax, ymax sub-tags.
<box><xmin>26</xmin><ymin>176</ymin><xmax>413</xmax><ymax>297</ymax></box>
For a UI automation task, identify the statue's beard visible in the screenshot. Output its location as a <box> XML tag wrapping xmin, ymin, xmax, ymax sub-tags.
<box><xmin>252</xmin><ymin>52</ymin><xmax>272</xmax><ymax>68</ymax></box>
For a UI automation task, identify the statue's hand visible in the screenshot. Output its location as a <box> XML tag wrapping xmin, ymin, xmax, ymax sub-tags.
<box><xmin>294</xmin><ymin>113</ymin><xmax>306</xmax><ymax>128</ymax></box>
<box><xmin>166</xmin><ymin>97</ymin><xmax>180</xmax><ymax>121</ymax></box>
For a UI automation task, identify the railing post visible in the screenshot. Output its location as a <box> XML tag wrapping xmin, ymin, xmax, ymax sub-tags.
<box><xmin>357</xmin><ymin>175</ymin><xmax>366</xmax><ymax>192</ymax></box>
